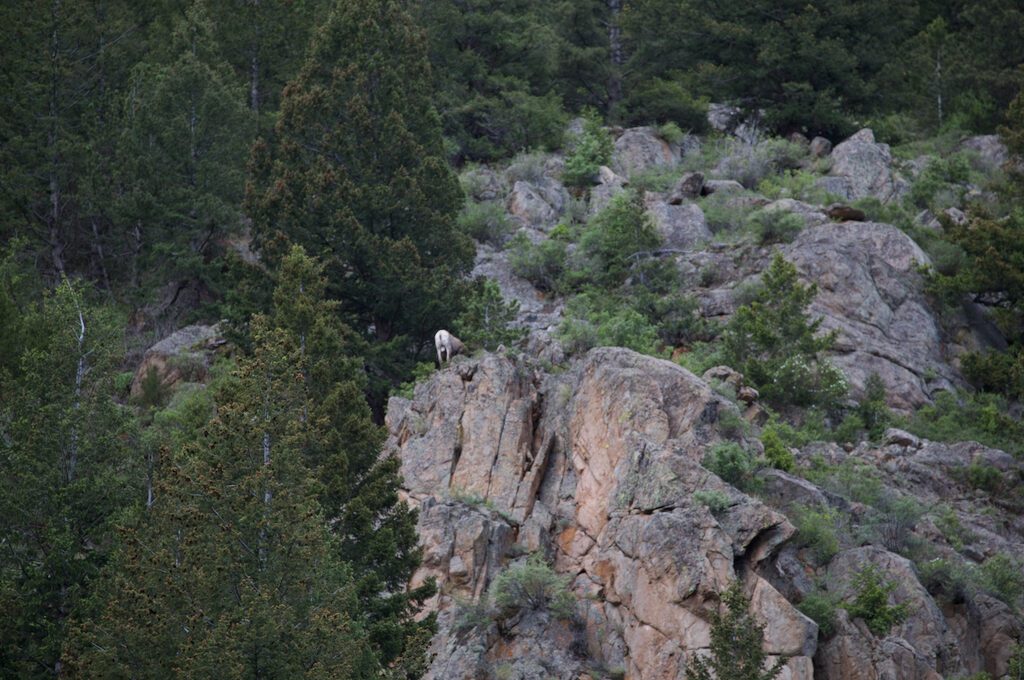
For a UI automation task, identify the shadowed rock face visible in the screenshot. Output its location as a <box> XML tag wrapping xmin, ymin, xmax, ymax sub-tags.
<box><xmin>386</xmin><ymin>349</ymin><xmax>816</xmax><ymax>679</ymax></box>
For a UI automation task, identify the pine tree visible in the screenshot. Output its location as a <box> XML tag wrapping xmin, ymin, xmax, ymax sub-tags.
<box><xmin>247</xmin><ymin>0</ymin><xmax>475</xmax><ymax>373</ymax></box>
<box><xmin>686</xmin><ymin>582</ymin><xmax>787</xmax><ymax>680</ymax></box>
<box><xmin>115</xmin><ymin>0</ymin><xmax>249</xmax><ymax>298</ymax></box>
<box><xmin>269</xmin><ymin>247</ymin><xmax>434</xmax><ymax>666</ymax></box>
<box><xmin>65</xmin><ymin>313</ymin><xmax>380</xmax><ymax>677</ymax></box>
<box><xmin>0</xmin><ymin>277</ymin><xmax>135</xmax><ymax>676</ymax></box>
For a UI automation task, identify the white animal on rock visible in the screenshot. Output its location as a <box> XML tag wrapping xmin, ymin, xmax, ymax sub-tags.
<box><xmin>434</xmin><ymin>329</ymin><xmax>465</xmax><ymax>366</ymax></box>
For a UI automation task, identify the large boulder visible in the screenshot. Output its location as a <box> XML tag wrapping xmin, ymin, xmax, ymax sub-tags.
<box><xmin>645</xmin><ymin>198</ymin><xmax>712</xmax><ymax>250</ymax></box>
<box><xmin>957</xmin><ymin>135</ymin><xmax>1009</xmax><ymax>174</ymax></box>
<box><xmin>506</xmin><ymin>177</ymin><xmax>568</xmax><ymax>229</ymax></box>
<box><xmin>612</xmin><ymin>127</ymin><xmax>678</xmax><ymax>178</ymax></box>
<box><xmin>588</xmin><ymin>165</ymin><xmax>629</xmax><ymax>216</ymax></box>
<box><xmin>129</xmin><ymin>323</ymin><xmax>225</xmax><ymax>399</ymax></box>
<box><xmin>820</xmin><ymin>129</ymin><xmax>909</xmax><ymax>203</ymax></box>
<box><xmin>784</xmin><ymin>222</ymin><xmax>958</xmax><ymax>410</ymax></box>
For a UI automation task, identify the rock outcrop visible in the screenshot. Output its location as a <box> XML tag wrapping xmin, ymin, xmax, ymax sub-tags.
<box><xmin>130</xmin><ymin>323</ymin><xmax>225</xmax><ymax>399</ymax></box>
<box><xmin>612</xmin><ymin>127</ymin><xmax>679</xmax><ymax>178</ymax></box>
<box><xmin>818</xmin><ymin>129</ymin><xmax>909</xmax><ymax>204</ymax></box>
<box><xmin>388</xmin><ymin>349</ymin><xmax>818</xmax><ymax>679</ymax></box>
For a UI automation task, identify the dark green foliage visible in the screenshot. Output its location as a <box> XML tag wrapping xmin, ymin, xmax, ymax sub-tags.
<box><xmin>563</xmin><ymin>109</ymin><xmax>613</xmax><ymax>187</ymax></box>
<box><xmin>576</xmin><ymin>190</ymin><xmax>661</xmax><ymax>288</ymax></box>
<box><xmin>1009</xmin><ymin>643</ymin><xmax>1024</xmax><ymax>680</ymax></box>
<box><xmin>962</xmin><ymin>350</ymin><xmax>1024</xmax><ymax>400</ymax></box>
<box><xmin>857</xmin><ymin>374</ymin><xmax>893</xmax><ymax>440</ymax></box>
<box><xmin>909</xmin><ymin>154</ymin><xmax>973</xmax><ymax>211</ymax></box>
<box><xmin>454</xmin><ymin>278</ymin><xmax>525</xmax><ymax>351</ymax></box>
<box><xmin>416</xmin><ymin>0</ymin><xmax>567</xmax><ymax>161</ymax></box>
<box><xmin>248</xmin><ymin>0</ymin><xmax>475</xmax><ymax>402</ymax></box>
<box><xmin>703</xmin><ymin>442</ymin><xmax>760</xmax><ymax>491</ymax></box>
<box><xmin>66</xmin><ymin>319</ymin><xmax>380</xmax><ymax>677</ymax></box>
<box><xmin>722</xmin><ymin>254</ymin><xmax>846</xmax><ymax>409</ymax></box>
<box><xmin>615</xmin><ymin>78</ymin><xmax>709</xmax><ymax>131</ymax></box>
<box><xmin>845</xmin><ymin>565</ymin><xmax>909</xmax><ymax>636</ymax></box>
<box><xmin>0</xmin><ymin>281</ymin><xmax>136</xmax><ymax>675</ymax></box>
<box><xmin>979</xmin><ymin>554</ymin><xmax>1024</xmax><ymax>605</ymax></box>
<box><xmin>685</xmin><ymin>582</ymin><xmax>787</xmax><ymax>680</ymax></box>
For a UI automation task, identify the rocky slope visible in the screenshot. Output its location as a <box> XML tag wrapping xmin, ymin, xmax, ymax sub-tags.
<box><xmin>387</xmin><ymin>122</ymin><xmax>1023</xmax><ymax>678</ymax></box>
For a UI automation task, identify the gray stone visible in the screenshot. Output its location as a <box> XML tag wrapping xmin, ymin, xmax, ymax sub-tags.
<box><xmin>646</xmin><ymin>199</ymin><xmax>711</xmax><ymax>250</ymax></box>
<box><xmin>668</xmin><ymin>171</ymin><xmax>705</xmax><ymax>204</ymax></box>
<box><xmin>611</xmin><ymin>126</ymin><xmax>678</xmax><ymax>178</ymax></box>
<box><xmin>825</xmin><ymin>128</ymin><xmax>908</xmax><ymax>203</ymax></box>
<box><xmin>810</xmin><ymin>136</ymin><xmax>833</xmax><ymax>158</ymax></box>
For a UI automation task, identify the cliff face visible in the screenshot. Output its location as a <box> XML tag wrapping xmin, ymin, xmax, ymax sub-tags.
<box><xmin>386</xmin><ymin>350</ymin><xmax>1024</xmax><ymax>679</ymax></box>
<box><xmin>388</xmin><ymin>349</ymin><xmax>812</xmax><ymax>679</ymax></box>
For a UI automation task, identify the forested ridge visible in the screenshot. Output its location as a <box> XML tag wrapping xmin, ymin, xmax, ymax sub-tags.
<box><xmin>1</xmin><ymin>0</ymin><xmax>1024</xmax><ymax>677</ymax></box>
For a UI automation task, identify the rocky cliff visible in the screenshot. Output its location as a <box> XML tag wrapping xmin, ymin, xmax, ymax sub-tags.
<box><xmin>387</xmin><ymin>349</ymin><xmax>1023</xmax><ymax>679</ymax></box>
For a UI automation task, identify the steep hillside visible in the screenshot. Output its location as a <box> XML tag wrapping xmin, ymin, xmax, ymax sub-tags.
<box><xmin>389</xmin><ymin>120</ymin><xmax>1024</xmax><ymax>679</ymax></box>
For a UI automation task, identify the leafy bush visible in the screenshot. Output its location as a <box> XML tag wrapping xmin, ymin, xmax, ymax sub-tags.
<box><xmin>631</xmin><ymin>289</ymin><xmax>713</xmax><ymax>347</ymax></box>
<box><xmin>856</xmin><ymin>374</ymin><xmax>892</xmax><ymax>441</ymax></box>
<box><xmin>931</xmin><ymin>505</ymin><xmax>974</xmax><ymax>552</ymax></box>
<box><xmin>457</xmin><ymin>200</ymin><xmax>513</xmax><ymax>246</ymax></box>
<box><xmin>962</xmin><ymin>349</ymin><xmax>1024</xmax><ymax>400</ymax></box>
<box><xmin>868</xmin><ymin>495</ymin><xmax>924</xmax><ymax>556</ymax></box>
<box><xmin>703</xmin><ymin>442</ymin><xmax>759</xmax><ymax>491</ymax></box>
<box><xmin>747</xmin><ymin>209</ymin><xmax>804</xmax><ymax>245</ymax></box>
<box><xmin>804</xmin><ymin>458</ymin><xmax>885</xmax><ymax>507</ymax></box>
<box><xmin>905</xmin><ymin>390</ymin><xmax>1024</xmax><ymax>457</ymax></box>
<box><xmin>563</xmin><ymin>109</ymin><xmax>613</xmax><ymax>187</ymax></box>
<box><xmin>964</xmin><ymin>462</ymin><xmax>1003</xmax><ymax>493</ymax></box>
<box><xmin>761</xmin><ymin>426</ymin><xmax>795</xmax><ymax>471</ymax></box>
<box><xmin>693</xmin><ymin>489</ymin><xmax>731</xmax><ymax>515</ymax></box>
<box><xmin>798</xmin><ymin>590</ymin><xmax>839</xmax><ymax>637</ymax></box>
<box><xmin>845</xmin><ymin>565</ymin><xmax>909</xmax><ymax>636</ymax></box>
<box><xmin>721</xmin><ymin>254</ymin><xmax>846</xmax><ymax>409</ymax></box>
<box><xmin>490</xmin><ymin>554</ymin><xmax>575</xmax><ymax>620</ymax></box>
<box><xmin>909</xmin><ymin>153</ymin><xmax>972</xmax><ymax>211</ymax></box>
<box><xmin>658</xmin><ymin>121</ymin><xmax>686</xmax><ymax>145</ymax></box>
<box><xmin>557</xmin><ymin>293</ymin><xmax>660</xmax><ymax>356</ymax></box>
<box><xmin>758</xmin><ymin>169</ymin><xmax>835</xmax><ymax>203</ymax></box>
<box><xmin>979</xmin><ymin>554</ymin><xmax>1024</xmax><ymax>605</ymax></box>
<box><xmin>917</xmin><ymin>557</ymin><xmax>973</xmax><ymax>602</ymax></box>
<box><xmin>508</xmin><ymin>233</ymin><xmax>566</xmax><ymax>293</ymax></box>
<box><xmin>454</xmin><ymin>278</ymin><xmax>524</xmax><ymax>351</ymax></box>
<box><xmin>699</xmin><ymin>190</ymin><xmax>755</xmax><ymax>235</ymax></box>
<box><xmin>790</xmin><ymin>505</ymin><xmax>842</xmax><ymax>563</ymax></box>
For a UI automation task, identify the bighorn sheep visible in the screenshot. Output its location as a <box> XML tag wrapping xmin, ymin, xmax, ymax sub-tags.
<box><xmin>434</xmin><ymin>329</ymin><xmax>465</xmax><ymax>366</ymax></box>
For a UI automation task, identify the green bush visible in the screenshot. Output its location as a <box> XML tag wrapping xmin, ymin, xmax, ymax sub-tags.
<box><xmin>714</xmin><ymin>138</ymin><xmax>807</xmax><ymax>189</ymax></box>
<box><xmin>804</xmin><ymin>458</ymin><xmax>884</xmax><ymax>507</ymax></box>
<box><xmin>1008</xmin><ymin>644</ymin><xmax>1024</xmax><ymax>679</ymax></box>
<box><xmin>906</xmin><ymin>390</ymin><xmax>1024</xmax><ymax>457</ymax></box>
<box><xmin>845</xmin><ymin>565</ymin><xmax>909</xmax><ymax>636</ymax></box>
<box><xmin>490</xmin><ymin>554</ymin><xmax>575</xmax><ymax>620</ymax></box>
<box><xmin>506</xmin><ymin>151</ymin><xmax>550</xmax><ymax>185</ymax></box>
<box><xmin>909</xmin><ymin>153</ymin><xmax>973</xmax><ymax>211</ymax></box>
<box><xmin>931</xmin><ymin>505</ymin><xmax>973</xmax><ymax>552</ymax></box>
<box><xmin>454</xmin><ymin>278</ymin><xmax>524</xmax><ymax>351</ymax></box>
<box><xmin>856</xmin><ymin>374</ymin><xmax>892</xmax><ymax>441</ymax></box>
<box><xmin>658</xmin><ymin>121</ymin><xmax>686</xmax><ymax>145</ymax></box>
<box><xmin>965</xmin><ymin>462</ymin><xmax>1003</xmax><ymax>493</ymax></box>
<box><xmin>917</xmin><ymin>557</ymin><xmax>973</xmax><ymax>602</ymax></box>
<box><xmin>761</xmin><ymin>425</ymin><xmax>795</xmax><ymax>471</ymax></box>
<box><xmin>557</xmin><ymin>293</ymin><xmax>660</xmax><ymax>356</ymax></box>
<box><xmin>798</xmin><ymin>590</ymin><xmax>839</xmax><ymax>637</ymax></box>
<box><xmin>563</xmin><ymin>109</ymin><xmax>613</xmax><ymax>187</ymax></box>
<box><xmin>747</xmin><ymin>209</ymin><xmax>804</xmax><ymax>245</ymax></box>
<box><xmin>979</xmin><ymin>554</ymin><xmax>1024</xmax><ymax>605</ymax></box>
<box><xmin>758</xmin><ymin>169</ymin><xmax>835</xmax><ymax>204</ymax></box>
<box><xmin>508</xmin><ymin>232</ymin><xmax>566</xmax><ymax>293</ymax></box>
<box><xmin>700</xmin><ymin>191</ymin><xmax>753</xmax><ymax>235</ymax></box>
<box><xmin>693</xmin><ymin>489</ymin><xmax>731</xmax><ymax>515</ymax></box>
<box><xmin>703</xmin><ymin>442</ymin><xmax>759</xmax><ymax>491</ymax></box>
<box><xmin>791</xmin><ymin>505</ymin><xmax>842</xmax><ymax>564</ymax></box>
<box><xmin>457</xmin><ymin>200</ymin><xmax>513</xmax><ymax>246</ymax></box>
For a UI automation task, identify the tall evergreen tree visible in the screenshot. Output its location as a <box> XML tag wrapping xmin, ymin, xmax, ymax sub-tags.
<box><xmin>248</xmin><ymin>0</ymin><xmax>475</xmax><ymax>397</ymax></box>
<box><xmin>269</xmin><ymin>247</ymin><xmax>434</xmax><ymax>667</ymax></box>
<box><xmin>0</xmin><ymin>275</ymin><xmax>135</xmax><ymax>677</ymax></box>
<box><xmin>65</xmin><ymin>305</ymin><xmax>380</xmax><ymax>677</ymax></box>
<box><xmin>115</xmin><ymin>0</ymin><xmax>249</xmax><ymax>299</ymax></box>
